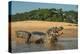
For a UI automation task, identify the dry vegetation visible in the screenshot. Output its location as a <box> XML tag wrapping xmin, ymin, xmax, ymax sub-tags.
<box><xmin>10</xmin><ymin>21</ymin><xmax>78</xmax><ymax>44</ymax></box>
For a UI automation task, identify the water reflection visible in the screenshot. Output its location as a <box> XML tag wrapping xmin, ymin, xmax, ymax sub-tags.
<box><xmin>12</xmin><ymin>38</ymin><xmax>77</xmax><ymax>53</ymax></box>
<box><xmin>43</xmin><ymin>42</ymin><xmax>64</xmax><ymax>50</ymax></box>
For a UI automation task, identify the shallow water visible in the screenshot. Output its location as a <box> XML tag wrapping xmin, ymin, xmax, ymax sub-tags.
<box><xmin>12</xmin><ymin>38</ymin><xmax>78</xmax><ymax>53</ymax></box>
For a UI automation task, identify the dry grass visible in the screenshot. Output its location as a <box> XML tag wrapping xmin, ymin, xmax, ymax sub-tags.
<box><xmin>10</xmin><ymin>20</ymin><xmax>78</xmax><ymax>44</ymax></box>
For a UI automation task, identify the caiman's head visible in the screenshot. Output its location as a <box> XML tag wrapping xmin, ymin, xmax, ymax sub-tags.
<box><xmin>47</xmin><ymin>26</ymin><xmax>64</xmax><ymax>38</ymax></box>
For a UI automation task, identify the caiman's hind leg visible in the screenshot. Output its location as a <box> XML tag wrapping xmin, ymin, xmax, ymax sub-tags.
<box><xmin>16</xmin><ymin>31</ymin><xmax>32</xmax><ymax>44</ymax></box>
<box><xmin>25</xmin><ymin>32</ymin><xmax>31</xmax><ymax>44</ymax></box>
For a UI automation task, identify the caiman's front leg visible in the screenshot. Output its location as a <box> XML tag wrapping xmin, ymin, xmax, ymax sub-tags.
<box><xmin>55</xmin><ymin>31</ymin><xmax>63</xmax><ymax>37</ymax></box>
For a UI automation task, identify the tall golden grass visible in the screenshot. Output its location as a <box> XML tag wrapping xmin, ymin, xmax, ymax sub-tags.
<box><xmin>10</xmin><ymin>21</ymin><xmax>78</xmax><ymax>44</ymax></box>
